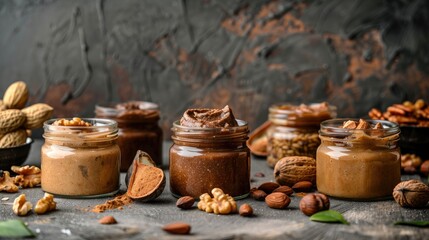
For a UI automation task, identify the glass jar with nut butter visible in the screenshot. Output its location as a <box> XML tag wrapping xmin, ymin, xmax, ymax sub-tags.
<box><xmin>266</xmin><ymin>102</ymin><xmax>336</xmax><ymax>167</ymax></box>
<box><xmin>317</xmin><ymin>119</ymin><xmax>401</xmax><ymax>200</ymax></box>
<box><xmin>41</xmin><ymin>118</ymin><xmax>120</xmax><ymax>198</ymax></box>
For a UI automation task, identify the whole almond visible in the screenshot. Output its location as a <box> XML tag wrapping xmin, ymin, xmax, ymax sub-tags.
<box><xmin>3</xmin><ymin>81</ymin><xmax>29</xmax><ymax>109</ymax></box>
<box><xmin>0</xmin><ymin>129</ymin><xmax>27</xmax><ymax>148</ymax></box>
<box><xmin>99</xmin><ymin>215</ymin><xmax>117</xmax><ymax>224</ymax></box>
<box><xmin>176</xmin><ymin>196</ymin><xmax>194</xmax><ymax>209</ymax></box>
<box><xmin>258</xmin><ymin>182</ymin><xmax>280</xmax><ymax>194</ymax></box>
<box><xmin>239</xmin><ymin>203</ymin><xmax>253</xmax><ymax>217</ymax></box>
<box><xmin>265</xmin><ymin>192</ymin><xmax>291</xmax><ymax>209</ymax></box>
<box><xmin>250</xmin><ymin>189</ymin><xmax>267</xmax><ymax>201</ymax></box>
<box><xmin>162</xmin><ymin>222</ymin><xmax>191</xmax><ymax>235</ymax></box>
<box><xmin>273</xmin><ymin>186</ymin><xmax>293</xmax><ymax>196</ymax></box>
<box><xmin>0</xmin><ymin>109</ymin><xmax>26</xmax><ymax>134</ymax></box>
<box><xmin>21</xmin><ymin>103</ymin><xmax>54</xmax><ymax>129</ymax></box>
<box><xmin>292</xmin><ymin>181</ymin><xmax>313</xmax><ymax>192</ymax></box>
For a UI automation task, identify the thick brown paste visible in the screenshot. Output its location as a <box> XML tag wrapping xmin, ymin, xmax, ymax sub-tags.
<box><xmin>180</xmin><ymin>105</ymin><xmax>238</xmax><ymax>128</ymax></box>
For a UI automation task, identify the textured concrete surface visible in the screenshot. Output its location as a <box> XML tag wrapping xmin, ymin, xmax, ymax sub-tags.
<box><xmin>0</xmin><ymin>140</ymin><xmax>428</xmax><ymax>239</ymax></box>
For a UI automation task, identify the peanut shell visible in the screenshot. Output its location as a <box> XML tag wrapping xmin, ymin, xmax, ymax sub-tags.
<box><xmin>3</xmin><ymin>81</ymin><xmax>28</xmax><ymax>109</ymax></box>
<box><xmin>0</xmin><ymin>109</ymin><xmax>26</xmax><ymax>134</ymax></box>
<box><xmin>0</xmin><ymin>129</ymin><xmax>27</xmax><ymax>148</ymax></box>
<box><xmin>21</xmin><ymin>103</ymin><xmax>54</xmax><ymax>129</ymax></box>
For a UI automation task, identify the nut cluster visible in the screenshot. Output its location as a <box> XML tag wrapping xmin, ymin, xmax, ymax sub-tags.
<box><xmin>368</xmin><ymin>99</ymin><xmax>429</xmax><ymax>127</ymax></box>
<box><xmin>12</xmin><ymin>193</ymin><xmax>57</xmax><ymax>216</ymax></box>
<box><xmin>0</xmin><ymin>81</ymin><xmax>53</xmax><ymax>148</ymax></box>
<box><xmin>0</xmin><ymin>165</ymin><xmax>41</xmax><ymax>193</ymax></box>
<box><xmin>197</xmin><ymin>188</ymin><xmax>237</xmax><ymax>214</ymax></box>
<box><xmin>52</xmin><ymin>117</ymin><xmax>92</xmax><ymax>127</ymax></box>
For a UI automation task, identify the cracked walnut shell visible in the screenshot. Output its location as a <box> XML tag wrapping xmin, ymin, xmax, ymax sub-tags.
<box><xmin>35</xmin><ymin>193</ymin><xmax>56</xmax><ymax>215</ymax></box>
<box><xmin>393</xmin><ymin>180</ymin><xmax>429</xmax><ymax>208</ymax></box>
<box><xmin>12</xmin><ymin>165</ymin><xmax>41</xmax><ymax>188</ymax></box>
<box><xmin>0</xmin><ymin>170</ymin><xmax>19</xmax><ymax>193</ymax></box>
<box><xmin>13</xmin><ymin>194</ymin><xmax>32</xmax><ymax>216</ymax></box>
<box><xmin>197</xmin><ymin>188</ymin><xmax>237</xmax><ymax>215</ymax></box>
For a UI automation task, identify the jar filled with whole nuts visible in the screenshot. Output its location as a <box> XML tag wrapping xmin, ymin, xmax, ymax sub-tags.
<box><xmin>317</xmin><ymin>119</ymin><xmax>401</xmax><ymax>200</ymax></box>
<box><xmin>266</xmin><ymin>102</ymin><xmax>336</xmax><ymax>167</ymax></box>
<box><xmin>95</xmin><ymin>101</ymin><xmax>163</xmax><ymax>171</ymax></box>
<box><xmin>41</xmin><ymin>118</ymin><xmax>120</xmax><ymax>198</ymax></box>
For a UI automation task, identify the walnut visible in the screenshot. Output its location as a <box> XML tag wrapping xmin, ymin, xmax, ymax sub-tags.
<box><xmin>11</xmin><ymin>165</ymin><xmax>41</xmax><ymax>188</ymax></box>
<box><xmin>197</xmin><ymin>188</ymin><xmax>237</xmax><ymax>215</ymax></box>
<box><xmin>393</xmin><ymin>180</ymin><xmax>429</xmax><ymax>208</ymax></box>
<box><xmin>0</xmin><ymin>170</ymin><xmax>19</xmax><ymax>193</ymax></box>
<box><xmin>52</xmin><ymin>117</ymin><xmax>92</xmax><ymax>126</ymax></box>
<box><xmin>34</xmin><ymin>193</ymin><xmax>56</xmax><ymax>215</ymax></box>
<box><xmin>13</xmin><ymin>194</ymin><xmax>32</xmax><ymax>216</ymax></box>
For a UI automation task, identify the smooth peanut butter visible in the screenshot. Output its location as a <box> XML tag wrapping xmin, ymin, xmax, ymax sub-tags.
<box><xmin>170</xmin><ymin>106</ymin><xmax>250</xmax><ymax>199</ymax></box>
<box><xmin>317</xmin><ymin>119</ymin><xmax>401</xmax><ymax>200</ymax></box>
<box><xmin>41</xmin><ymin>118</ymin><xmax>120</xmax><ymax>197</ymax></box>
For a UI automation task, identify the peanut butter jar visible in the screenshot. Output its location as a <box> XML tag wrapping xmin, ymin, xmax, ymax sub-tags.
<box><xmin>41</xmin><ymin>118</ymin><xmax>120</xmax><ymax>198</ymax></box>
<box><xmin>95</xmin><ymin>101</ymin><xmax>163</xmax><ymax>171</ymax></box>
<box><xmin>267</xmin><ymin>102</ymin><xmax>336</xmax><ymax>167</ymax></box>
<box><xmin>317</xmin><ymin>119</ymin><xmax>401</xmax><ymax>200</ymax></box>
<box><xmin>169</xmin><ymin>106</ymin><xmax>250</xmax><ymax>199</ymax></box>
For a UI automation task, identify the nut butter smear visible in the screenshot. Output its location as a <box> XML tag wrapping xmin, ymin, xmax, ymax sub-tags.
<box><xmin>317</xmin><ymin>118</ymin><xmax>401</xmax><ymax>200</ymax></box>
<box><xmin>180</xmin><ymin>105</ymin><xmax>238</xmax><ymax>128</ymax></box>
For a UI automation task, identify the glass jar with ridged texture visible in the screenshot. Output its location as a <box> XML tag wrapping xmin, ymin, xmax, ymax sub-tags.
<box><xmin>95</xmin><ymin>101</ymin><xmax>163</xmax><ymax>171</ymax></box>
<box><xmin>169</xmin><ymin>120</ymin><xmax>250</xmax><ymax>199</ymax></box>
<box><xmin>317</xmin><ymin>119</ymin><xmax>401</xmax><ymax>200</ymax></box>
<box><xmin>266</xmin><ymin>103</ymin><xmax>336</xmax><ymax>167</ymax></box>
<box><xmin>41</xmin><ymin>118</ymin><xmax>120</xmax><ymax>198</ymax></box>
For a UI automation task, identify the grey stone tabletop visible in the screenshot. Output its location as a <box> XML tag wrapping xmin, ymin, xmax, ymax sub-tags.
<box><xmin>1</xmin><ymin>139</ymin><xmax>428</xmax><ymax>240</ymax></box>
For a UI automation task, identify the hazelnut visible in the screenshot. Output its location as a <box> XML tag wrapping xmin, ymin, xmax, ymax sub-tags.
<box><xmin>265</xmin><ymin>192</ymin><xmax>291</xmax><ymax>209</ymax></box>
<box><xmin>239</xmin><ymin>204</ymin><xmax>253</xmax><ymax>217</ymax></box>
<box><xmin>299</xmin><ymin>193</ymin><xmax>330</xmax><ymax>216</ymax></box>
<box><xmin>420</xmin><ymin>160</ymin><xmax>429</xmax><ymax>176</ymax></box>
<box><xmin>393</xmin><ymin>180</ymin><xmax>429</xmax><ymax>208</ymax></box>
<box><xmin>176</xmin><ymin>196</ymin><xmax>194</xmax><ymax>209</ymax></box>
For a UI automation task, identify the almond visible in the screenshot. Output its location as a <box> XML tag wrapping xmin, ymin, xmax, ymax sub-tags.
<box><xmin>292</xmin><ymin>181</ymin><xmax>313</xmax><ymax>192</ymax></box>
<box><xmin>239</xmin><ymin>203</ymin><xmax>253</xmax><ymax>217</ymax></box>
<box><xmin>176</xmin><ymin>196</ymin><xmax>194</xmax><ymax>209</ymax></box>
<box><xmin>162</xmin><ymin>222</ymin><xmax>191</xmax><ymax>235</ymax></box>
<box><xmin>21</xmin><ymin>103</ymin><xmax>54</xmax><ymax>129</ymax></box>
<box><xmin>265</xmin><ymin>192</ymin><xmax>291</xmax><ymax>209</ymax></box>
<box><xmin>258</xmin><ymin>182</ymin><xmax>280</xmax><ymax>194</ymax></box>
<box><xmin>99</xmin><ymin>215</ymin><xmax>117</xmax><ymax>224</ymax></box>
<box><xmin>273</xmin><ymin>186</ymin><xmax>293</xmax><ymax>196</ymax></box>
<box><xmin>250</xmin><ymin>189</ymin><xmax>267</xmax><ymax>201</ymax></box>
<box><xmin>3</xmin><ymin>81</ymin><xmax>29</xmax><ymax>109</ymax></box>
<box><xmin>0</xmin><ymin>109</ymin><xmax>26</xmax><ymax>134</ymax></box>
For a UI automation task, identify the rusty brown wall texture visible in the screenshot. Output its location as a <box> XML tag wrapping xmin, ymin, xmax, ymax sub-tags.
<box><xmin>1</xmin><ymin>0</ymin><xmax>429</xmax><ymax>138</ymax></box>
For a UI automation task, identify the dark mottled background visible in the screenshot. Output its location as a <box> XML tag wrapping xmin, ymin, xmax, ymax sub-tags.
<box><xmin>1</xmin><ymin>0</ymin><xmax>429</xmax><ymax>138</ymax></box>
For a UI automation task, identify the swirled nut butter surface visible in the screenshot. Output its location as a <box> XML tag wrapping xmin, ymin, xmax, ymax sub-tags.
<box><xmin>170</xmin><ymin>106</ymin><xmax>250</xmax><ymax>199</ymax></box>
<box><xmin>317</xmin><ymin>119</ymin><xmax>401</xmax><ymax>200</ymax></box>
<box><xmin>41</xmin><ymin>118</ymin><xmax>120</xmax><ymax>198</ymax></box>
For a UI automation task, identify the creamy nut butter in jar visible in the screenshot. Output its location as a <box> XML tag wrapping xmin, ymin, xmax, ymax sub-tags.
<box><xmin>317</xmin><ymin>119</ymin><xmax>401</xmax><ymax>200</ymax></box>
<box><xmin>95</xmin><ymin>101</ymin><xmax>163</xmax><ymax>171</ymax></box>
<box><xmin>169</xmin><ymin>106</ymin><xmax>250</xmax><ymax>199</ymax></box>
<box><xmin>41</xmin><ymin>118</ymin><xmax>120</xmax><ymax>198</ymax></box>
<box><xmin>267</xmin><ymin>102</ymin><xmax>336</xmax><ymax>167</ymax></box>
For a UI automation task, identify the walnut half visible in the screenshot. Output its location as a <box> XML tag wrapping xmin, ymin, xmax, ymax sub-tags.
<box><xmin>12</xmin><ymin>165</ymin><xmax>41</xmax><ymax>188</ymax></box>
<box><xmin>197</xmin><ymin>188</ymin><xmax>237</xmax><ymax>215</ymax></box>
<box><xmin>13</xmin><ymin>194</ymin><xmax>32</xmax><ymax>216</ymax></box>
<box><xmin>35</xmin><ymin>193</ymin><xmax>56</xmax><ymax>215</ymax></box>
<box><xmin>0</xmin><ymin>170</ymin><xmax>19</xmax><ymax>193</ymax></box>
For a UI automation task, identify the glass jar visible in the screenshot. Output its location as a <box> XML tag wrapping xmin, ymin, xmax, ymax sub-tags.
<box><xmin>317</xmin><ymin>119</ymin><xmax>401</xmax><ymax>200</ymax></box>
<box><xmin>266</xmin><ymin>103</ymin><xmax>336</xmax><ymax>167</ymax></box>
<box><xmin>169</xmin><ymin>120</ymin><xmax>250</xmax><ymax>199</ymax></box>
<box><xmin>41</xmin><ymin>118</ymin><xmax>120</xmax><ymax>198</ymax></box>
<box><xmin>95</xmin><ymin>101</ymin><xmax>163</xmax><ymax>171</ymax></box>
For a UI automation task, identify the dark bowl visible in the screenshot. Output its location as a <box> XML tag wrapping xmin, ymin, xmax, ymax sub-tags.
<box><xmin>0</xmin><ymin>138</ymin><xmax>33</xmax><ymax>171</ymax></box>
<box><xmin>400</xmin><ymin>126</ymin><xmax>429</xmax><ymax>159</ymax></box>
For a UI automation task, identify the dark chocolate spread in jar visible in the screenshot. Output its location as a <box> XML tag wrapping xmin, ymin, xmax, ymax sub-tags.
<box><xmin>95</xmin><ymin>101</ymin><xmax>163</xmax><ymax>171</ymax></box>
<box><xmin>170</xmin><ymin>105</ymin><xmax>250</xmax><ymax>199</ymax></box>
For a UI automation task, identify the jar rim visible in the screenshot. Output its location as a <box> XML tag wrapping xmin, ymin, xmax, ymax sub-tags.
<box><xmin>95</xmin><ymin>101</ymin><xmax>160</xmax><ymax>120</ymax></box>
<box><xmin>269</xmin><ymin>103</ymin><xmax>336</xmax><ymax>126</ymax></box>
<box><xmin>172</xmin><ymin>119</ymin><xmax>248</xmax><ymax>133</ymax></box>
<box><xmin>319</xmin><ymin>118</ymin><xmax>400</xmax><ymax>138</ymax></box>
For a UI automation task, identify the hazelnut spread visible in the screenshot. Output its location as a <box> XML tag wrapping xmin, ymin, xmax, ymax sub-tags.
<box><xmin>317</xmin><ymin>119</ymin><xmax>401</xmax><ymax>200</ymax></box>
<box><xmin>170</xmin><ymin>106</ymin><xmax>250</xmax><ymax>199</ymax></box>
<box><xmin>95</xmin><ymin>101</ymin><xmax>162</xmax><ymax>171</ymax></box>
<box><xmin>41</xmin><ymin>118</ymin><xmax>120</xmax><ymax>197</ymax></box>
<box><xmin>267</xmin><ymin>102</ymin><xmax>336</xmax><ymax>167</ymax></box>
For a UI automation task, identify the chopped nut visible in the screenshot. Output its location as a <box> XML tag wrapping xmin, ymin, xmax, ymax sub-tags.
<box><xmin>34</xmin><ymin>193</ymin><xmax>56</xmax><ymax>215</ymax></box>
<box><xmin>11</xmin><ymin>165</ymin><xmax>41</xmax><ymax>188</ymax></box>
<box><xmin>342</xmin><ymin>120</ymin><xmax>357</xmax><ymax>129</ymax></box>
<box><xmin>52</xmin><ymin>117</ymin><xmax>92</xmax><ymax>126</ymax></box>
<box><xmin>197</xmin><ymin>188</ymin><xmax>237</xmax><ymax>215</ymax></box>
<box><xmin>356</xmin><ymin>119</ymin><xmax>370</xmax><ymax>129</ymax></box>
<box><xmin>0</xmin><ymin>171</ymin><xmax>19</xmax><ymax>193</ymax></box>
<box><xmin>13</xmin><ymin>194</ymin><xmax>32</xmax><ymax>216</ymax></box>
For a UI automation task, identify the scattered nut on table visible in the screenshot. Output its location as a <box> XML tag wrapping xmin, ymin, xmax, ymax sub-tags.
<box><xmin>13</xmin><ymin>194</ymin><xmax>32</xmax><ymax>216</ymax></box>
<box><xmin>12</xmin><ymin>165</ymin><xmax>41</xmax><ymax>188</ymax></box>
<box><xmin>393</xmin><ymin>180</ymin><xmax>429</xmax><ymax>208</ymax></box>
<box><xmin>299</xmin><ymin>193</ymin><xmax>330</xmax><ymax>216</ymax></box>
<box><xmin>197</xmin><ymin>188</ymin><xmax>237</xmax><ymax>214</ymax></box>
<box><xmin>239</xmin><ymin>203</ymin><xmax>253</xmax><ymax>217</ymax></box>
<box><xmin>0</xmin><ymin>170</ymin><xmax>19</xmax><ymax>193</ymax></box>
<box><xmin>99</xmin><ymin>215</ymin><xmax>117</xmax><ymax>224</ymax></box>
<box><xmin>35</xmin><ymin>193</ymin><xmax>56</xmax><ymax>215</ymax></box>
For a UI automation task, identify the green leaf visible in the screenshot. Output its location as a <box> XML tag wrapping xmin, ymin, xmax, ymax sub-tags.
<box><xmin>310</xmin><ymin>210</ymin><xmax>349</xmax><ymax>225</ymax></box>
<box><xmin>0</xmin><ymin>220</ymin><xmax>36</xmax><ymax>238</ymax></box>
<box><xmin>394</xmin><ymin>221</ymin><xmax>429</xmax><ymax>227</ymax></box>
